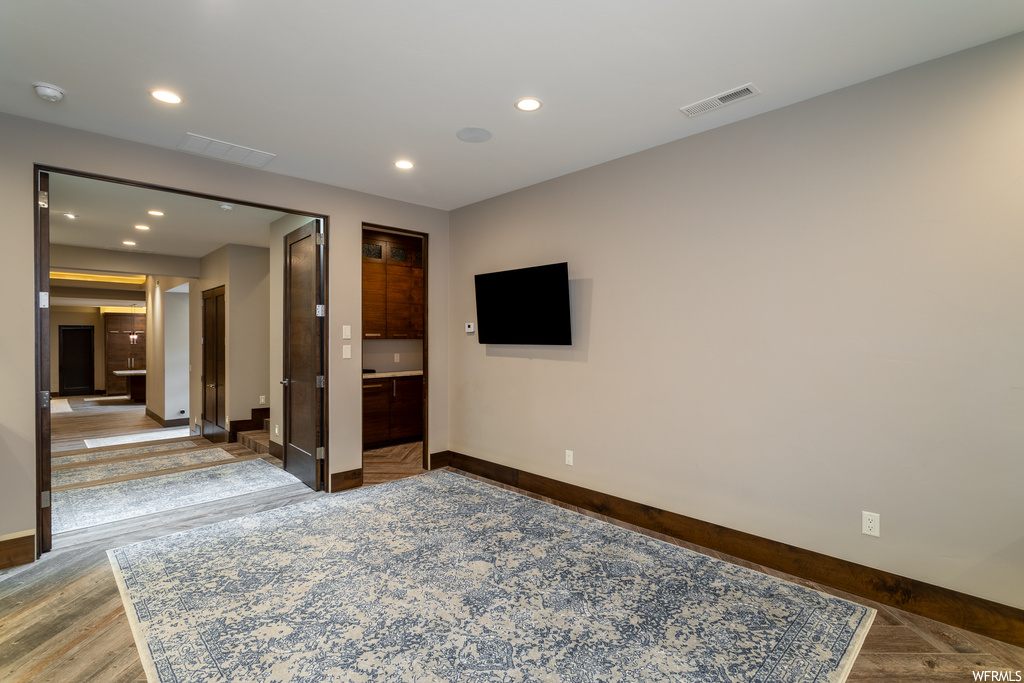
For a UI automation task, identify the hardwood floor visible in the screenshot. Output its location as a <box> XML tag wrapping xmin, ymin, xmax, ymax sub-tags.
<box><xmin>2</xmin><ymin>404</ymin><xmax>1020</xmax><ymax>681</ymax></box>
<box><xmin>362</xmin><ymin>440</ymin><xmax>426</xmax><ymax>485</ymax></box>
<box><xmin>50</xmin><ymin>396</ymin><xmax>182</xmax><ymax>453</ymax></box>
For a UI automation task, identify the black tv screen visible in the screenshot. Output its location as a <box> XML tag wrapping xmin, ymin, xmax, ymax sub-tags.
<box><xmin>474</xmin><ymin>262</ymin><xmax>572</xmax><ymax>345</ymax></box>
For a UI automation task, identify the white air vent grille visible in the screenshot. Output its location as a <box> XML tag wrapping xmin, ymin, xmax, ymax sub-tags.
<box><xmin>680</xmin><ymin>83</ymin><xmax>761</xmax><ymax>118</ymax></box>
<box><xmin>178</xmin><ymin>132</ymin><xmax>277</xmax><ymax>168</ymax></box>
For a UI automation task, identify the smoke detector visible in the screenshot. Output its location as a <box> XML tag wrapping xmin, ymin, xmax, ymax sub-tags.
<box><xmin>32</xmin><ymin>82</ymin><xmax>65</xmax><ymax>102</ymax></box>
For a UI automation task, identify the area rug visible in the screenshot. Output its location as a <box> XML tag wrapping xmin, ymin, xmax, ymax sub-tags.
<box><xmin>52</xmin><ymin>441</ymin><xmax>200</xmax><ymax>465</ymax></box>
<box><xmin>84</xmin><ymin>427</ymin><xmax>191</xmax><ymax>448</ymax></box>
<box><xmin>52</xmin><ymin>447</ymin><xmax>236</xmax><ymax>487</ymax></box>
<box><xmin>50</xmin><ymin>398</ymin><xmax>72</xmax><ymax>414</ymax></box>
<box><xmin>54</xmin><ymin>459</ymin><xmax>300</xmax><ymax>533</ymax></box>
<box><xmin>109</xmin><ymin>470</ymin><xmax>874</xmax><ymax>682</ymax></box>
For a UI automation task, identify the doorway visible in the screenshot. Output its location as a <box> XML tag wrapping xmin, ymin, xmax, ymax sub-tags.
<box><xmin>34</xmin><ymin>166</ymin><xmax>330</xmax><ymax>556</ymax></box>
<box><xmin>202</xmin><ymin>286</ymin><xmax>227</xmax><ymax>442</ymax></box>
<box><xmin>57</xmin><ymin>325</ymin><xmax>95</xmax><ymax>396</ymax></box>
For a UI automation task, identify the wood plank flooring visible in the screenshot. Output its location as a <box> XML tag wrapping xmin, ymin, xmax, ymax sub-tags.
<box><xmin>362</xmin><ymin>440</ymin><xmax>426</xmax><ymax>485</ymax></box>
<box><xmin>2</xmin><ymin>400</ymin><xmax>1020</xmax><ymax>681</ymax></box>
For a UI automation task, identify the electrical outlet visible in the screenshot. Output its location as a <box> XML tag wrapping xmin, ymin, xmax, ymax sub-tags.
<box><xmin>394</xmin><ymin>353</ymin><xmax>400</xmax><ymax>363</ymax></box>
<box><xmin>565</xmin><ymin>450</ymin><xmax>574</xmax><ymax>466</ymax></box>
<box><xmin>862</xmin><ymin>511</ymin><xmax>880</xmax><ymax>537</ymax></box>
<box><xmin>259</xmin><ymin>395</ymin><xmax>266</xmax><ymax>405</ymax></box>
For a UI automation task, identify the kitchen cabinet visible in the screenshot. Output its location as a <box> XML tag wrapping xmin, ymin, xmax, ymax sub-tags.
<box><xmin>362</xmin><ymin>374</ymin><xmax>423</xmax><ymax>447</ymax></box>
<box><xmin>362</xmin><ymin>231</ymin><xmax>423</xmax><ymax>339</ymax></box>
<box><xmin>104</xmin><ymin>312</ymin><xmax>145</xmax><ymax>396</ymax></box>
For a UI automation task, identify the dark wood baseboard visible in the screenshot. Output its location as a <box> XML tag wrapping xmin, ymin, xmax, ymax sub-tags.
<box><xmin>0</xmin><ymin>533</ymin><xmax>36</xmax><ymax>570</ymax></box>
<box><xmin>228</xmin><ymin>407</ymin><xmax>270</xmax><ymax>443</ymax></box>
<box><xmin>269</xmin><ymin>440</ymin><xmax>283</xmax><ymax>458</ymax></box>
<box><xmin>430</xmin><ymin>450</ymin><xmax>1024</xmax><ymax>648</ymax></box>
<box><xmin>331</xmin><ymin>468</ymin><xmax>362</xmax><ymax>493</ymax></box>
<box><xmin>144</xmin><ymin>408</ymin><xmax>189</xmax><ymax>428</ymax></box>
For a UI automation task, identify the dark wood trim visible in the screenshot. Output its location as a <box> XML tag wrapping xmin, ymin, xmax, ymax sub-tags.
<box><xmin>0</xmin><ymin>534</ymin><xmax>35</xmax><ymax>571</ymax></box>
<box><xmin>269</xmin><ymin>440</ymin><xmax>284</xmax><ymax>457</ymax></box>
<box><xmin>330</xmin><ymin>468</ymin><xmax>363</xmax><ymax>492</ymax></box>
<box><xmin>35</xmin><ymin>167</ymin><xmax>51</xmax><ymax>557</ymax></box>
<box><xmin>144</xmin><ymin>408</ymin><xmax>190</xmax><ymax>428</ymax></box>
<box><xmin>227</xmin><ymin>407</ymin><xmax>270</xmax><ymax>443</ymax></box>
<box><xmin>433</xmin><ymin>450</ymin><xmax>1024</xmax><ymax>648</ymax></box>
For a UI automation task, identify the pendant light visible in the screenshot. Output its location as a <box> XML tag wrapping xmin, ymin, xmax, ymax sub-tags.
<box><xmin>129</xmin><ymin>305</ymin><xmax>139</xmax><ymax>344</ymax></box>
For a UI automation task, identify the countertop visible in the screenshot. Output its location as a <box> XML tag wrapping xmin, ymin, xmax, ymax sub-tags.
<box><xmin>362</xmin><ymin>370</ymin><xmax>423</xmax><ymax>379</ymax></box>
<box><xmin>112</xmin><ymin>369</ymin><xmax>147</xmax><ymax>376</ymax></box>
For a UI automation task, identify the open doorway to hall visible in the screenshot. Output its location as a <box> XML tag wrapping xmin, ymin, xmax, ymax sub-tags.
<box><xmin>36</xmin><ymin>168</ymin><xmax>328</xmax><ymax>552</ymax></box>
<box><xmin>361</xmin><ymin>226</ymin><xmax>428</xmax><ymax>485</ymax></box>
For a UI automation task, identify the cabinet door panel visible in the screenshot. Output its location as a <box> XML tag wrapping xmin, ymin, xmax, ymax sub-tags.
<box><xmin>362</xmin><ymin>262</ymin><xmax>387</xmax><ymax>339</ymax></box>
<box><xmin>362</xmin><ymin>381</ymin><xmax>390</xmax><ymax>443</ymax></box>
<box><xmin>389</xmin><ymin>377</ymin><xmax>423</xmax><ymax>441</ymax></box>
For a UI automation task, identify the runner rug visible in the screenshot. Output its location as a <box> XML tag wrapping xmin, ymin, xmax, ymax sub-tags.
<box><xmin>84</xmin><ymin>427</ymin><xmax>191</xmax><ymax>449</ymax></box>
<box><xmin>109</xmin><ymin>470</ymin><xmax>874</xmax><ymax>682</ymax></box>
<box><xmin>52</xmin><ymin>447</ymin><xmax>236</xmax><ymax>487</ymax></box>
<box><xmin>54</xmin><ymin>459</ymin><xmax>300</xmax><ymax>533</ymax></box>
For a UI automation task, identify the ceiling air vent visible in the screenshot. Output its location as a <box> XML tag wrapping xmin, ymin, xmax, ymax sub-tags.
<box><xmin>680</xmin><ymin>83</ymin><xmax>761</xmax><ymax>118</ymax></box>
<box><xmin>178</xmin><ymin>132</ymin><xmax>277</xmax><ymax>169</ymax></box>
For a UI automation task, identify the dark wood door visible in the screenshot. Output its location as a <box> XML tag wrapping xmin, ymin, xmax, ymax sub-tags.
<box><xmin>36</xmin><ymin>169</ymin><xmax>51</xmax><ymax>555</ymax></box>
<box><xmin>283</xmin><ymin>221</ymin><xmax>324</xmax><ymax>490</ymax></box>
<box><xmin>362</xmin><ymin>380</ymin><xmax>390</xmax><ymax>443</ymax></box>
<box><xmin>58</xmin><ymin>325</ymin><xmax>95</xmax><ymax>396</ymax></box>
<box><xmin>202</xmin><ymin>286</ymin><xmax>227</xmax><ymax>442</ymax></box>
<box><xmin>389</xmin><ymin>376</ymin><xmax>424</xmax><ymax>441</ymax></box>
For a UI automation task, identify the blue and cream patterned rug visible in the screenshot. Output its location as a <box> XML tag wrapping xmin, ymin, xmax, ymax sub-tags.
<box><xmin>109</xmin><ymin>470</ymin><xmax>874</xmax><ymax>682</ymax></box>
<box><xmin>54</xmin><ymin>459</ymin><xmax>301</xmax><ymax>533</ymax></box>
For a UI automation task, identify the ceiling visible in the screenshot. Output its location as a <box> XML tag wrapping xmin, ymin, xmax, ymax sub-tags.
<box><xmin>49</xmin><ymin>173</ymin><xmax>288</xmax><ymax>259</ymax></box>
<box><xmin>3</xmin><ymin>2</ymin><xmax>1024</xmax><ymax>211</ymax></box>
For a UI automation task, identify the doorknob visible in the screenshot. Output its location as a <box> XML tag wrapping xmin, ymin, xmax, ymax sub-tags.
<box><xmin>280</xmin><ymin>379</ymin><xmax>290</xmax><ymax>386</ymax></box>
<box><xmin>206</xmin><ymin>383</ymin><xmax>216</xmax><ymax>388</ymax></box>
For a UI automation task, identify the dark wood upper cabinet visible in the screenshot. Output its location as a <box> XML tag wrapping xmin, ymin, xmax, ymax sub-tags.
<box><xmin>362</xmin><ymin>231</ymin><xmax>424</xmax><ymax>339</ymax></box>
<box><xmin>103</xmin><ymin>312</ymin><xmax>145</xmax><ymax>396</ymax></box>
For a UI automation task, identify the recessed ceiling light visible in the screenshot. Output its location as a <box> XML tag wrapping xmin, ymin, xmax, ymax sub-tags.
<box><xmin>135</xmin><ymin>225</ymin><xmax>150</xmax><ymax>230</ymax></box>
<box><xmin>395</xmin><ymin>160</ymin><xmax>414</xmax><ymax>170</ymax></box>
<box><xmin>151</xmin><ymin>90</ymin><xmax>181</xmax><ymax>104</ymax></box>
<box><xmin>123</xmin><ymin>240</ymin><xmax>136</xmax><ymax>246</ymax></box>
<box><xmin>148</xmin><ymin>210</ymin><xmax>164</xmax><ymax>216</ymax></box>
<box><xmin>63</xmin><ymin>213</ymin><xmax>77</xmax><ymax>219</ymax></box>
<box><xmin>515</xmin><ymin>97</ymin><xmax>542</xmax><ymax>112</ymax></box>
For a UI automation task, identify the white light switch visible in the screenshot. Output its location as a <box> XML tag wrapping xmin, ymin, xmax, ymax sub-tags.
<box><xmin>342</xmin><ymin>325</ymin><xmax>351</xmax><ymax>340</ymax></box>
<box><xmin>342</xmin><ymin>345</ymin><xmax>351</xmax><ymax>359</ymax></box>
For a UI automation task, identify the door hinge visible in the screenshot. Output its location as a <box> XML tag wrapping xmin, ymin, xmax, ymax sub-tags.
<box><xmin>41</xmin><ymin>490</ymin><xmax>51</xmax><ymax>509</ymax></box>
<box><xmin>40</xmin><ymin>390</ymin><xmax>50</xmax><ymax>408</ymax></box>
<box><xmin>315</xmin><ymin>304</ymin><xmax>325</xmax><ymax>317</ymax></box>
<box><xmin>316</xmin><ymin>375</ymin><xmax>325</xmax><ymax>389</ymax></box>
<box><xmin>38</xmin><ymin>190</ymin><xmax>48</xmax><ymax>208</ymax></box>
<box><xmin>315</xmin><ymin>446</ymin><xmax>325</xmax><ymax>460</ymax></box>
<box><xmin>39</xmin><ymin>292</ymin><xmax>49</xmax><ymax>309</ymax></box>
<box><xmin>315</xmin><ymin>233</ymin><xmax>325</xmax><ymax>246</ymax></box>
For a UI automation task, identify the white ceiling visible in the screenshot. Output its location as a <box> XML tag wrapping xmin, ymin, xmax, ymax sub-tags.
<box><xmin>3</xmin><ymin>2</ymin><xmax>1024</xmax><ymax>211</ymax></box>
<box><xmin>49</xmin><ymin>173</ymin><xmax>288</xmax><ymax>259</ymax></box>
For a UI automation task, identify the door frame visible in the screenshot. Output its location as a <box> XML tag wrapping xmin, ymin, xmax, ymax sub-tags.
<box><xmin>33</xmin><ymin>164</ymin><xmax>330</xmax><ymax>558</ymax></box>
<box><xmin>360</xmin><ymin>223</ymin><xmax>429</xmax><ymax>471</ymax></box>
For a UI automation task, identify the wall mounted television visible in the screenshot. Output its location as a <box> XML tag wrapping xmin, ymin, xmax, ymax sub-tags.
<box><xmin>474</xmin><ymin>262</ymin><xmax>572</xmax><ymax>345</ymax></box>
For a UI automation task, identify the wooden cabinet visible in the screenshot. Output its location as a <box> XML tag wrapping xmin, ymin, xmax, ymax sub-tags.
<box><xmin>103</xmin><ymin>312</ymin><xmax>145</xmax><ymax>396</ymax></box>
<box><xmin>362</xmin><ymin>231</ymin><xmax>423</xmax><ymax>339</ymax></box>
<box><xmin>362</xmin><ymin>375</ymin><xmax>423</xmax><ymax>447</ymax></box>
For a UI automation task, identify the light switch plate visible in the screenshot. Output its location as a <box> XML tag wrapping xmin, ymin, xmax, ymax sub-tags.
<box><xmin>466</xmin><ymin>322</ymin><xmax>475</xmax><ymax>333</ymax></box>
<box><xmin>342</xmin><ymin>324</ymin><xmax>351</xmax><ymax>340</ymax></box>
<box><xmin>342</xmin><ymin>344</ymin><xmax>351</xmax><ymax>359</ymax></box>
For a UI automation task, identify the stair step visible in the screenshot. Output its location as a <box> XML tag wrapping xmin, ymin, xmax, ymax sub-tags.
<box><xmin>238</xmin><ymin>429</ymin><xmax>271</xmax><ymax>455</ymax></box>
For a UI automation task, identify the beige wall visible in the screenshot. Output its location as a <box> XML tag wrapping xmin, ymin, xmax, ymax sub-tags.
<box><xmin>449</xmin><ymin>34</ymin><xmax>1024</xmax><ymax>610</ymax></box>
<box><xmin>0</xmin><ymin>111</ymin><xmax>449</xmax><ymax>543</ymax></box>
<box><xmin>49</xmin><ymin>307</ymin><xmax>104</xmax><ymax>394</ymax></box>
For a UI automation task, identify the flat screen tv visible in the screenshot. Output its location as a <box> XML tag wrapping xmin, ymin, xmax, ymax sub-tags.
<box><xmin>474</xmin><ymin>262</ymin><xmax>572</xmax><ymax>345</ymax></box>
